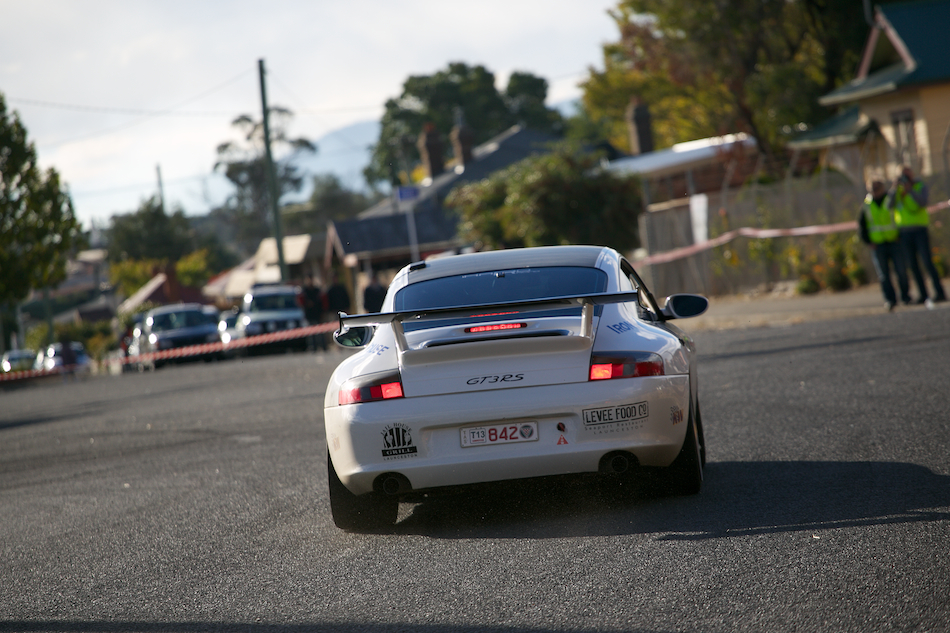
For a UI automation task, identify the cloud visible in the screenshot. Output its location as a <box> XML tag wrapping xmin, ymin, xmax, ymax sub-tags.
<box><xmin>1</xmin><ymin>0</ymin><xmax>617</xmax><ymax>227</ymax></box>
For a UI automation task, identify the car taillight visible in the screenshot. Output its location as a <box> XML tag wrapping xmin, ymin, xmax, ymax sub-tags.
<box><xmin>465</xmin><ymin>322</ymin><xmax>526</xmax><ymax>333</ymax></box>
<box><xmin>589</xmin><ymin>352</ymin><xmax>664</xmax><ymax>381</ymax></box>
<box><xmin>339</xmin><ymin>372</ymin><xmax>405</xmax><ymax>405</ymax></box>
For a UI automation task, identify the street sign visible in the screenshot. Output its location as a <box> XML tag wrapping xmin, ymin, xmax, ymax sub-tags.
<box><xmin>397</xmin><ymin>186</ymin><xmax>420</xmax><ymax>202</ymax></box>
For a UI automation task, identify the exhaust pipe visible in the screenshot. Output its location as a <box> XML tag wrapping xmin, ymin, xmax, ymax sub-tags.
<box><xmin>375</xmin><ymin>473</ymin><xmax>411</xmax><ymax>495</ymax></box>
<box><xmin>601</xmin><ymin>451</ymin><xmax>638</xmax><ymax>474</ymax></box>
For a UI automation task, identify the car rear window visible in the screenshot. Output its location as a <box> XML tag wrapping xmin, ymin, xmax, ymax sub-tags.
<box><xmin>250</xmin><ymin>294</ymin><xmax>299</xmax><ymax>311</ymax></box>
<box><xmin>393</xmin><ymin>266</ymin><xmax>608</xmax><ymax>311</ymax></box>
<box><xmin>150</xmin><ymin>310</ymin><xmax>211</xmax><ymax>331</ymax></box>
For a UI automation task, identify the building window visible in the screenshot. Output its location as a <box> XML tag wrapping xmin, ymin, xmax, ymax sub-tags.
<box><xmin>891</xmin><ymin>109</ymin><xmax>918</xmax><ymax>169</ymax></box>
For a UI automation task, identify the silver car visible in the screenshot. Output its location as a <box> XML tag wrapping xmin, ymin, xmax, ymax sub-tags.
<box><xmin>325</xmin><ymin>245</ymin><xmax>709</xmax><ymax>531</ymax></box>
<box><xmin>234</xmin><ymin>285</ymin><xmax>308</xmax><ymax>354</ymax></box>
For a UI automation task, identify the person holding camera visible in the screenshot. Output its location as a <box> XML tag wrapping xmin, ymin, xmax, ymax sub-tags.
<box><xmin>894</xmin><ymin>166</ymin><xmax>947</xmax><ymax>305</ymax></box>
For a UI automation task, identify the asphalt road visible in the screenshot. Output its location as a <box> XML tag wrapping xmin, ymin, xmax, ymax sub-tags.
<box><xmin>1</xmin><ymin>306</ymin><xmax>948</xmax><ymax>633</ymax></box>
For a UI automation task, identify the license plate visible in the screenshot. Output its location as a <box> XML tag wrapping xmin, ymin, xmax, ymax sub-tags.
<box><xmin>461</xmin><ymin>422</ymin><xmax>538</xmax><ymax>448</ymax></box>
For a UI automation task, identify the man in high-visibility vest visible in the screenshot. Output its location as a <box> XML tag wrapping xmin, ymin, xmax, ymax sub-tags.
<box><xmin>893</xmin><ymin>166</ymin><xmax>946</xmax><ymax>305</ymax></box>
<box><xmin>858</xmin><ymin>180</ymin><xmax>910</xmax><ymax>311</ymax></box>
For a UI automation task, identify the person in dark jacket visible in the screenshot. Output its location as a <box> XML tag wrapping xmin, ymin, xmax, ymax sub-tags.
<box><xmin>326</xmin><ymin>273</ymin><xmax>352</xmax><ymax>316</ymax></box>
<box><xmin>362</xmin><ymin>273</ymin><xmax>387</xmax><ymax>313</ymax></box>
<box><xmin>302</xmin><ymin>277</ymin><xmax>327</xmax><ymax>350</ymax></box>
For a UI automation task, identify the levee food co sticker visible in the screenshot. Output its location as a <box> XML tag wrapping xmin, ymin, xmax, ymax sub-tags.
<box><xmin>582</xmin><ymin>401</ymin><xmax>649</xmax><ymax>435</ymax></box>
<box><xmin>381</xmin><ymin>423</ymin><xmax>418</xmax><ymax>459</ymax></box>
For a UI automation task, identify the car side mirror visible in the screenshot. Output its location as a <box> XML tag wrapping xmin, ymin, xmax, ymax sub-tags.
<box><xmin>661</xmin><ymin>294</ymin><xmax>709</xmax><ymax>320</ymax></box>
<box><xmin>334</xmin><ymin>326</ymin><xmax>374</xmax><ymax>348</ymax></box>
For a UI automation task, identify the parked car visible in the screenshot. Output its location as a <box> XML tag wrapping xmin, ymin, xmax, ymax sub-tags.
<box><xmin>324</xmin><ymin>245</ymin><xmax>709</xmax><ymax>530</ymax></box>
<box><xmin>234</xmin><ymin>285</ymin><xmax>308</xmax><ymax>354</ymax></box>
<box><xmin>134</xmin><ymin>304</ymin><xmax>221</xmax><ymax>369</ymax></box>
<box><xmin>1</xmin><ymin>349</ymin><xmax>36</xmax><ymax>373</ymax></box>
<box><xmin>34</xmin><ymin>342</ymin><xmax>91</xmax><ymax>375</ymax></box>
<box><xmin>217</xmin><ymin>309</ymin><xmax>240</xmax><ymax>344</ymax></box>
<box><xmin>216</xmin><ymin>309</ymin><xmax>241</xmax><ymax>357</ymax></box>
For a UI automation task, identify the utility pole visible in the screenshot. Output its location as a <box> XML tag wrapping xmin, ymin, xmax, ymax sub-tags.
<box><xmin>258</xmin><ymin>58</ymin><xmax>288</xmax><ymax>283</ymax></box>
<box><xmin>156</xmin><ymin>164</ymin><xmax>166</xmax><ymax>214</ymax></box>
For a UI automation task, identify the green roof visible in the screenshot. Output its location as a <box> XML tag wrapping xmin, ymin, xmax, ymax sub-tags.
<box><xmin>820</xmin><ymin>0</ymin><xmax>950</xmax><ymax>106</ymax></box>
<box><xmin>788</xmin><ymin>106</ymin><xmax>879</xmax><ymax>150</ymax></box>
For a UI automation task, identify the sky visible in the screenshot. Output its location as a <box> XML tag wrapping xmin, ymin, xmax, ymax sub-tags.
<box><xmin>1</xmin><ymin>0</ymin><xmax>619</xmax><ymax>230</ymax></box>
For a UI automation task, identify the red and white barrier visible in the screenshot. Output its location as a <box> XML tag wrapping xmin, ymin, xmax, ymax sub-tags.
<box><xmin>637</xmin><ymin>199</ymin><xmax>950</xmax><ymax>266</ymax></box>
<box><xmin>0</xmin><ymin>320</ymin><xmax>341</xmax><ymax>383</ymax></box>
<box><xmin>0</xmin><ymin>366</ymin><xmax>70</xmax><ymax>382</ymax></box>
<box><xmin>124</xmin><ymin>321</ymin><xmax>339</xmax><ymax>366</ymax></box>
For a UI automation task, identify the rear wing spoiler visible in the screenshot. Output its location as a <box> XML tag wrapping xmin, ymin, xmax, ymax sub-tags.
<box><xmin>338</xmin><ymin>291</ymin><xmax>640</xmax><ymax>354</ymax></box>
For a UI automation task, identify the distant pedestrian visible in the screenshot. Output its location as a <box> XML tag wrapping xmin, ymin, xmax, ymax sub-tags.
<box><xmin>58</xmin><ymin>334</ymin><xmax>77</xmax><ymax>382</ymax></box>
<box><xmin>303</xmin><ymin>277</ymin><xmax>327</xmax><ymax>350</ymax></box>
<box><xmin>326</xmin><ymin>273</ymin><xmax>352</xmax><ymax>317</ymax></box>
<box><xmin>858</xmin><ymin>179</ymin><xmax>910</xmax><ymax>311</ymax></box>
<box><xmin>362</xmin><ymin>273</ymin><xmax>387</xmax><ymax>313</ymax></box>
<box><xmin>893</xmin><ymin>166</ymin><xmax>946</xmax><ymax>305</ymax></box>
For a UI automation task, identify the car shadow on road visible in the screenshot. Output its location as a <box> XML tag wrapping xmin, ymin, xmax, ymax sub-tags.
<box><xmin>392</xmin><ymin>460</ymin><xmax>950</xmax><ymax>540</ymax></box>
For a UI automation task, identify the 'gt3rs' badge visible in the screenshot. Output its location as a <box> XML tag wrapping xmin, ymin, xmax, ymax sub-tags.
<box><xmin>381</xmin><ymin>423</ymin><xmax>418</xmax><ymax>459</ymax></box>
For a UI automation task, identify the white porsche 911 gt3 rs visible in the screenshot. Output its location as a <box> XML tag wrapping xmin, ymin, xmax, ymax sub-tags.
<box><xmin>324</xmin><ymin>245</ymin><xmax>708</xmax><ymax>530</ymax></box>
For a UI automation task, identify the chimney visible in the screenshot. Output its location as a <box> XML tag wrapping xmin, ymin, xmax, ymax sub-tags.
<box><xmin>162</xmin><ymin>263</ymin><xmax>181</xmax><ymax>303</ymax></box>
<box><xmin>450</xmin><ymin>123</ymin><xmax>475</xmax><ymax>167</ymax></box>
<box><xmin>625</xmin><ymin>97</ymin><xmax>654</xmax><ymax>156</ymax></box>
<box><xmin>417</xmin><ymin>123</ymin><xmax>444</xmax><ymax>179</ymax></box>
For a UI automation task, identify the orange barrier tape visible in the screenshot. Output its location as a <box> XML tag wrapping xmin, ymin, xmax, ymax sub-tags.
<box><xmin>0</xmin><ymin>366</ymin><xmax>73</xmax><ymax>382</ymax></box>
<box><xmin>123</xmin><ymin>321</ymin><xmax>339</xmax><ymax>366</ymax></box>
<box><xmin>0</xmin><ymin>320</ymin><xmax>340</xmax><ymax>382</ymax></box>
<box><xmin>637</xmin><ymin>199</ymin><xmax>950</xmax><ymax>266</ymax></box>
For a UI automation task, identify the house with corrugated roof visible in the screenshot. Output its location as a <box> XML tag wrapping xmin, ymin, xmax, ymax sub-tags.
<box><xmin>324</xmin><ymin>124</ymin><xmax>559</xmax><ymax>310</ymax></box>
<box><xmin>790</xmin><ymin>0</ymin><xmax>950</xmax><ymax>183</ymax></box>
<box><xmin>200</xmin><ymin>233</ymin><xmax>327</xmax><ymax>304</ymax></box>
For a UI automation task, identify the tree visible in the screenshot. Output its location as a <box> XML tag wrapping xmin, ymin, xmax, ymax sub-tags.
<box><xmin>580</xmin><ymin>8</ymin><xmax>732</xmax><ymax>152</ymax></box>
<box><xmin>0</xmin><ymin>93</ymin><xmax>83</xmax><ymax>307</ymax></box>
<box><xmin>107</xmin><ymin>196</ymin><xmax>238</xmax><ymax>296</ymax></box>
<box><xmin>281</xmin><ymin>174</ymin><xmax>382</xmax><ymax>236</ymax></box>
<box><xmin>504</xmin><ymin>71</ymin><xmax>565</xmax><ymax>134</ymax></box>
<box><xmin>107</xmin><ymin>196</ymin><xmax>193</xmax><ymax>263</ymax></box>
<box><xmin>214</xmin><ymin>107</ymin><xmax>316</xmax><ymax>256</ymax></box>
<box><xmin>582</xmin><ymin>1</ymin><xmax>877</xmax><ymax>169</ymax></box>
<box><xmin>175</xmin><ymin>249</ymin><xmax>213</xmax><ymax>289</ymax></box>
<box><xmin>364</xmin><ymin>63</ymin><xmax>563</xmax><ymax>186</ymax></box>
<box><xmin>446</xmin><ymin>144</ymin><xmax>641</xmax><ymax>252</ymax></box>
<box><xmin>109</xmin><ymin>259</ymin><xmax>162</xmax><ymax>298</ymax></box>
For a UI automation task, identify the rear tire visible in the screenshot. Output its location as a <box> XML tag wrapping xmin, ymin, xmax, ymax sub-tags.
<box><xmin>327</xmin><ymin>452</ymin><xmax>398</xmax><ymax>531</ymax></box>
<box><xmin>664</xmin><ymin>402</ymin><xmax>703</xmax><ymax>496</ymax></box>
<box><xmin>695</xmin><ymin>399</ymin><xmax>707</xmax><ymax>467</ymax></box>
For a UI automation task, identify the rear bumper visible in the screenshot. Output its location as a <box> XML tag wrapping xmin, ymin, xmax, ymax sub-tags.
<box><xmin>325</xmin><ymin>376</ymin><xmax>689</xmax><ymax>495</ymax></box>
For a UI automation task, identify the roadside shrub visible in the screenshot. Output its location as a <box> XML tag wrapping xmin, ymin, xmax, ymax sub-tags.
<box><xmin>821</xmin><ymin>234</ymin><xmax>851</xmax><ymax>292</ymax></box>
<box><xmin>932</xmin><ymin>246</ymin><xmax>947</xmax><ymax>279</ymax></box>
<box><xmin>796</xmin><ymin>274</ymin><xmax>821</xmax><ymax>294</ymax></box>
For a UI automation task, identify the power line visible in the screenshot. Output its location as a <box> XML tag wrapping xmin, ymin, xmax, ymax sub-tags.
<box><xmin>10</xmin><ymin>98</ymin><xmax>232</xmax><ymax>117</ymax></box>
<box><xmin>70</xmin><ymin>173</ymin><xmax>216</xmax><ymax>198</ymax></box>
<box><xmin>12</xmin><ymin>95</ymin><xmax>385</xmax><ymax>118</ymax></box>
<box><xmin>70</xmin><ymin>142</ymin><xmax>372</xmax><ymax>198</ymax></box>
<box><xmin>32</xmin><ymin>69</ymin><xmax>257</xmax><ymax>149</ymax></box>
